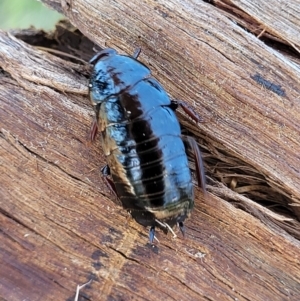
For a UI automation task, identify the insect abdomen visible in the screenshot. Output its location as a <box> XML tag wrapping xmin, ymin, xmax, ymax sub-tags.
<box><xmin>101</xmin><ymin>78</ymin><xmax>194</xmax><ymax>226</ymax></box>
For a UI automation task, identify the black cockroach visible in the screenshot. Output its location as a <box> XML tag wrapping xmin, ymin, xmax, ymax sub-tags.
<box><xmin>88</xmin><ymin>48</ymin><xmax>206</xmax><ymax>243</ymax></box>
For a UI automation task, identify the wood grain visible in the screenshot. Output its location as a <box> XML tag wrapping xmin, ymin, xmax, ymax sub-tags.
<box><xmin>55</xmin><ymin>0</ymin><xmax>300</xmax><ymax>213</ymax></box>
<box><xmin>1</xmin><ymin>0</ymin><xmax>300</xmax><ymax>300</ymax></box>
<box><xmin>218</xmin><ymin>0</ymin><xmax>300</xmax><ymax>51</ymax></box>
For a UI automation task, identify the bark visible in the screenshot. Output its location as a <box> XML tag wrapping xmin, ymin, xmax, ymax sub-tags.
<box><xmin>1</xmin><ymin>0</ymin><xmax>300</xmax><ymax>300</ymax></box>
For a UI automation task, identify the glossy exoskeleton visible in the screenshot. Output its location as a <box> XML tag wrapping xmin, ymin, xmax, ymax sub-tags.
<box><xmin>89</xmin><ymin>48</ymin><xmax>206</xmax><ymax>243</ymax></box>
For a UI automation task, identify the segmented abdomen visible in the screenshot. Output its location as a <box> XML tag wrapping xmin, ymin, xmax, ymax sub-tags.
<box><xmin>100</xmin><ymin>77</ymin><xmax>194</xmax><ymax>225</ymax></box>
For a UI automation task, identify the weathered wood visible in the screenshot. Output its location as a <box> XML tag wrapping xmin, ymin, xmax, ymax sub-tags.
<box><xmin>215</xmin><ymin>0</ymin><xmax>300</xmax><ymax>52</ymax></box>
<box><xmin>1</xmin><ymin>0</ymin><xmax>300</xmax><ymax>300</ymax></box>
<box><xmin>47</xmin><ymin>0</ymin><xmax>300</xmax><ymax>215</ymax></box>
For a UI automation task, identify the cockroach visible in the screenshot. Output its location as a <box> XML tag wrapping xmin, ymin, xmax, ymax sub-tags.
<box><xmin>88</xmin><ymin>48</ymin><xmax>206</xmax><ymax>243</ymax></box>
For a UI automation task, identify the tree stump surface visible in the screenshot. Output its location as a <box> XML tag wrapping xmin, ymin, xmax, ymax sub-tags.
<box><xmin>1</xmin><ymin>1</ymin><xmax>300</xmax><ymax>300</ymax></box>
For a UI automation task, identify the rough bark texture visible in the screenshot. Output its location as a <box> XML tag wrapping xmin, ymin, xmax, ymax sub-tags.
<box><xmin>1</xmin><ymin>0</ymin><xmax>300</xmax><ymax>300</ymax></box>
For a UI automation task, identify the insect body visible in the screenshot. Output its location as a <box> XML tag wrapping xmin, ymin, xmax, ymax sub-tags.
<box><xmin>89</xmin><ymin>48</ymin><xmax>205</xmax><ymax>242</ymax></box>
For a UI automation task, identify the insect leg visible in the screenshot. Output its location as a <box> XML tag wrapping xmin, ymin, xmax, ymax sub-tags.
<box><xmin>171</xmin><ymin>100</ymin><xmax>203</xmax><ymax>123</ymax></box>
<box><xmin>149</xmin><ymin>226</ymin><xmax>155</xmax><ymax>244</ymax></box>
<box><xmin>178</xmin><ymin>221</ymin><xmax>185</xmax><ymax>237</ymax></box>
<box><xmin>101</xmin><ymin>165</ymin><xmax>118</xmax><ymax>197</ymax></box>
<box><xmin>184</xmin><ymin>136</ymin><xmax>206</xmax><ymax>193</ymax></box>
<box><xmin>89</xmin><ymin>104</ymin><xmax>101</xmax><ymax>141</ymax></box>
<box><xmin>132</xmin><ymin>47</ymin><xmax>141</xmax><ymax>59</ymax></box>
